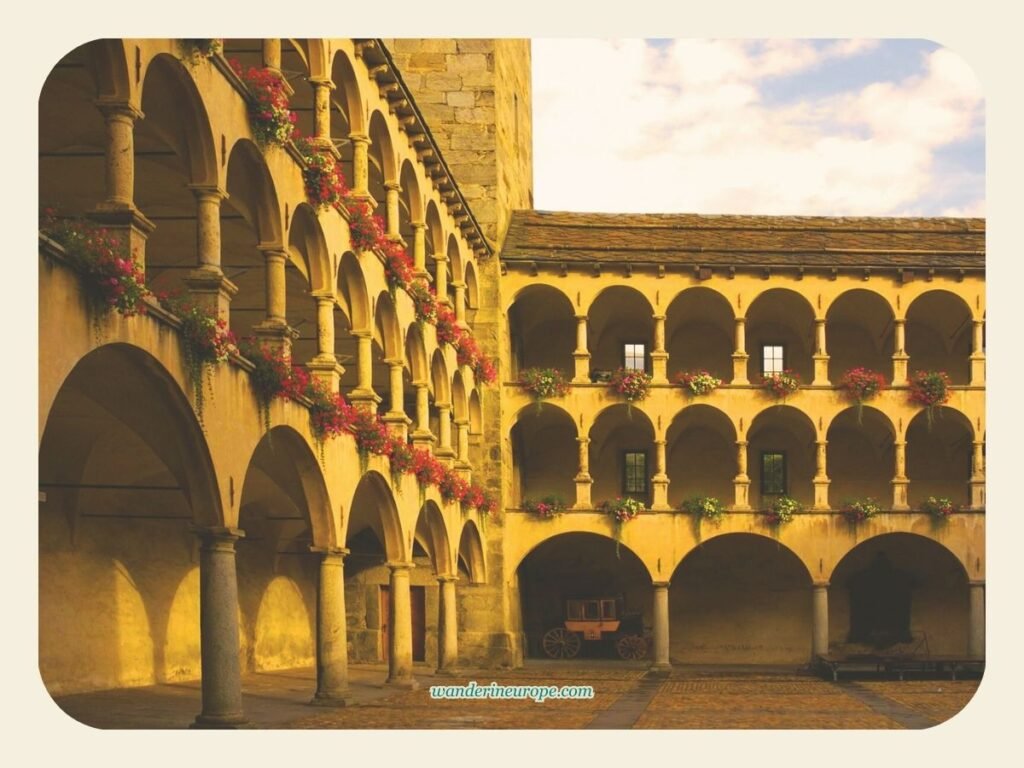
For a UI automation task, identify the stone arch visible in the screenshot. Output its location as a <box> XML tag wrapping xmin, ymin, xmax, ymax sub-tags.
<box><xmin>373</xmin><ymin>290</ymin><xmax>402</xmax><ymax>362</ymax></box>
<box><xmin>587</xmin><ymin>286</ymin><xmax>655</xmax><ymax>376</ymax></box>
<box><xmin>457</xmin><ymin>520</ymin><xmax>487</xmax><ymax>584</ymax></box>
<box><xmin>826</xmin><ymin>406</ymin><xmax>896</xmax><ymax>507</ymax></box>
<box><xmin>345</xmin><ymin>470</ymin><xmax>405</xmax><ymax>562</ymax></box>
<box><xmin>338</xmin><ymin>251</ymin><xmax>370</xmax><ymax>333</ymax></box>
<box><xmin>424</xmin><ymin>200</ymin><xmax>444</xmax><ymax>260</ymax></box>
<box><xmin>399</xmin><ymin>159</ymin><xmax>423</xmax><ymax>235</ymax></box>
<box><xmin>446</xmin><ymin>232</ymin><xmax>462</xmax><ymax>286</ymax></box>
<box><xmin>588</xmin><ymin>403</ymin><xmax>656</xmax><ymax>507</ymax></box>
<box><xmin>906</xmin><ymin>289</ymin><xmax>973</xmax><ymax>385</ymax></box>
<box><xmin>664</xmin><ymin>286</ymin><xmax>735</xmax><ymax>382</ymax></box>
<box><xmin>826</xmin><ymin>288</ymin><xmax>895</xmax><ymax>383</ymax></box>
<box><xmin>508</xmin><ymin>283</ymin><xmax>576</xmax><ymax>378</ymax></box>
<box><xmin>747</xmin><ymin>404</ymin><xmax>818</xmax><ymax>509</ymax></box>
<box><xmin>906</xmin><ymin>406</ymin><xmax>974</xmax><ymax>508</ymax></box>
<box><xmin>451</xmin><ymin>371</ymin><xmax>468</xmax><ymax>423</ymax></box>
<box><xmin>415</xmin><ymin>501</ymin><xmax>453</xmax><ymax>576</ymax></box>
<box><xmin>669</xmin><ymin>532</ymin><xmax>812</xmax><ymax>663</ymax></box>
<box><xmin>745</xmin><ymin>287</ymin><xmax>816</xmax><ymax>384</ymax></box>
<box><xmin>286</xmin><ymin>204</ymin><xmax>332</xmax><ymax>365</ymax></box>
<box><xmin>287</xmin><ymin>203</ymin><xmax>332</xmax><ymax>292</ymax></box>
<box><xmin>464</xmin><ymin>261</ymin><xmax>480</xmax><ymax>312</ymax></box>
<box><xmin>468</xmin><ymin>389</ymin><xmax>483</xmax><ymax>435</ymax></box>
<box><xmin>85</xmin><ymin>38</ymin><xmax>132</xmax><ymax>100</ymax></box>
<box><xmin>225</xmin><ymin>139</ymin><xmax>283</xmax><ymax>245</ymax></box>
<box><xmin>405</xmin><ymin>322</ymin><xmax>428</xmax><ymax>385</ymax></box>
<box><xmin>430</xmin><ymin>348</ymin><xmax>450</xmax><ymax>405</ymax></box>
<box><xmin>665</xmin><ymin>404</ymin><xmax>737</xmax><ymax>508</ymax></box>
<box><xmin>329</xmin><ymin>48</ymin><xmax>365</xmax><ymax>136</ymax></box>
<box><xmin>510</xmin><ymin>404</ymin><xmax>578</xmax><ymax>507</ymax></box>
<box><xmin>367</xmin><ymin>110</ymin><xmax>397</xmax><ymax>184</ymax></box>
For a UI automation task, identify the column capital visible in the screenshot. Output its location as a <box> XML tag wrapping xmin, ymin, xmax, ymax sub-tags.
<box><xmin>188</xmin><ymin>183</ymin><xmax>229</xmax><ymax>203</ymax></box>
<box><xmin>652</xmin><ymin>313</ymin><xmax>666</xmax><ymax>321</ymax></box>
<box><xmin>410</xmin><ymin>220</ymin><xmax>426</xmax><ymax>231</ymax></box>
<box><xmin>812</xmin><ymin>580</ymin><xmax>830</xmax><ymax>589</ymax></box>
<box><xmin>437</xmin><ymin>574</ymin><xmax>459</xmax><ymax>584</ymax></box>
<box><xmin>968</xmin><ymin>579</ymin><xmax>986</xmax><ymax>588</ymax></box>
<box><xmin>576</xmin><ymin>436</ymin><xmax>591</xmax><ymax>445</ymax></box>
<box><xmin>94</xmin><ymin>97</ymin><xmax>144</xmax><ymax>121</ymax></box>
<box><xmin>451</xmin><ymin>280</ymin><xmax>467</xmax><ymax>290</ymax></box>
<box><xmin>257</xmin><ymin>243</ymin><xmax>289</xmax><ymax>261</ymax></box>
<box><xmin>652</xmin><ymin>580</ymin><xmax>671</xmax><ymax>589</ymax></box>
<box><xmin>190</xmin><ymin>525</ymin><xmax>245</xmax><ymax>546</ymax></box>
<box><xmin>434</xmin><ymin>252</ymin><xmax>449</xmax><ymax>263</ymax></box>
<box><xmin>349</xmin><ymin>132</ymin><xmax>370</xmax><ymax>145</ymax></box>
<box><xmin>308</xmin><ymin>75</ymin><xmax>336</xmax><ymax>89</ymax></box>
<box><xmin>384</xmin><ymin>181</ymin><xmax>402</xmax><ymax>193</ymax></box>
<box><xmin>309</xmin><ymin>545</ymin><xmax>349</xmax><ymax>559</ymax></box>
<box><xmin>735</xmin><ymin>439</ymin><xmax>749</xmax><ymax>447</ymax></box>
<box><xmin>386</xmin><ymin>560</ymin><xmax>415</xmax><ymax>572</ymax></box>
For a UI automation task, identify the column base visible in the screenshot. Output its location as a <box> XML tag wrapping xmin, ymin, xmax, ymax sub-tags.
<box><xmin>349</xmin><ymin>388</ymin><xmax>382</xmax><ymax>408</ymax></box>
<box><xmin>648</xmin><ymin>662</ymin><xmax>672</xmax><ymax>671</ymax></box>
<box><xmin>385</xmin><ymin>675</ymin><xmax>419</xmax><ymax>689</ymax></box>
<box><xmin>309</xmin><ymin>690</ymin><xmax>353</xmax><ymax>708</ymax></box>
<box><xmin>434</xmin><ymin>666</ymin><xmax>463</xmax><ymax>677</ymax></box>
<box><xmin>190</xmin><ymin>713</ymin><xmax>250</xmax><ymax>729</ymax></box>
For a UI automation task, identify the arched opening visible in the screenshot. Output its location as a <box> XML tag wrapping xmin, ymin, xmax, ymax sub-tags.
<box><xmin>464</xmin><ymin>261</ymin><xmax>480</xmax><ymax>325</ymax></box>
<box><xmin>429</xmin><ymin>349</ymin><xmax>450</xmax><ymax>444</ymax></box>
<box><xmin>280</xmin><ymin>40</ymin><xmax>314</xmax><ymax>140</ymax></box>
<box><xmin>373</xmin><ymin>291</ymin><xmax>401</xmax><ymax>411</ymax></box>
<box><xmin>285</xmin><ymin>204</ymin><xmax>329</xmax><ymax>366</ymax></box>
<box><xmin>367</xmin><ymin>111</ymin><xmax>396</xmax><ymax>222</ymax></box>
<box><xmin>587</xmin><ymin>287</ymin><xmax>654</xmax><ymax>378</ymax></box>
<box><xmin>830</xmin><ymin>534</ymin><xmax>969</xmax><ymax>655</ymax></box>
<box><xmin>336</xmin><ymin>252</ymin><xmax>369</xmax><ymax>395</ymax></box>
<box><xmin>507</xmin><ymin>285</ymin><xmax>575</xmax><ymax>379</ymax></box>
<box><xmin>748</xmin><ymin>405</ymin><xmax>816</xmax><ymax>509</ymax></box>
<box><xmin>424</xmin><ymin>202</ymin><xmax>444</xmax><ymax>282</ymax></box>
<box><xmin>410</xmin><ymin>502</ymin><xmax>453</xmax><ymax>665</ymax></box>
<box><xmin>665</xmin><ymin>405</ymin><xmax>736</xmax><ymax>508</ymax></box>
<box><xmin>746</xmin><ymin>288</ymin><xmax>815</xmax><ymax>384</ymax></box>
<box><xmin>670</xmin><ymin>534</ymin><xmax>811</xmax><ymax>663</ymax></box>
<box><xmin>39</xmin><ymin>345</ymin><xmax>221</xmax><ymax>696</ymax></box>
<box><xmin>906</xmin><ymin>291</ymin><xmax>973</xmax><ymax>385</ymax></box>
<box><xmin>457</xmin><ymin>520</ymin><xmax>486</xmax><ymax>585</ymax></box>
<box><xmin>826</xmin><ymin>290</ymin><xmax>894</xmax><ymax>383</ymax></box>
<box><xmin>516</xmin><ymin>533</ymin><xmax>650</xmax><ymax>660</ymax></box>
<box><xmin>399</xmin><ymin>160</ymin><xmax>421</xmax><ymax>246</ymax></box>
<box><xmin>664</xmin><ymin>287</ymin><xmax>734</xmax><ymax>381</ymax></box>
<box><xmin>405</xmin><ymin>323</ymin><xmax>428</xmax><ymax>427</ymax></box>
<box><xmin>236</xmin><ymin>427</ymin><xmax>331</xmax><ymax>678</ymax></box>
<box><xmin>510</xmin><ymin>405</ymin><xmax>577</xmax><ymax>508</ymax></box>
<box><xmin>344</xmin><ymin>471</ymin><xmax>404</xmax><ymax>663</ymax></box>
<box><xmin>589</xmin><ymin>404</ymin><xmax>655</xmax><ymax>508</ymax></box>
<box><xmin>329</xmin><ymin>50</ymin><xmax>364</xmax><ymax>186</ymax></box>
<box><xmin>445</xmin><ymin>234</ymin><xmax>461</xmax><ymax>306</ymax></box>
<box><xmin>826</xmin><ymin>406</ymin><xmax>895</xmax><ymax>507</ymax></box>
<box><xmin>906</xmin><ymin>407</ymin><xmax>973</xmax><ymax>508</ymax></box>
<box><xmin>468</xmin><ymin>389</ymin><xmax>482</xmax><ymax>436</ymax></box>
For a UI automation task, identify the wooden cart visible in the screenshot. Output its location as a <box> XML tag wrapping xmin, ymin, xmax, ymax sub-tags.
<box><xmin>542</xmin><ymin>597</ymin><xmax>649</xmax><ymax>660</ymax></box>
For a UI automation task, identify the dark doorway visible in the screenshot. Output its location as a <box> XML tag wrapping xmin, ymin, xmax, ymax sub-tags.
<box><xmin>847</xmin><ymin>553</ymin><xmax>913</xmax><ymax>647</ymax></box>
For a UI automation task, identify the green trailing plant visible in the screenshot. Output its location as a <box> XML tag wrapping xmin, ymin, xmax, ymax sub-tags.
<box><xmin>681</xmin><ymin>495</ymin><xmax>725</xmax><ymax>525</ymax></box>
<box><xmin>841</xmin><ymin>497</ymin><xmax>881</xmax><ymax>524</ymax></box>
<box><xmin>519</xmin><ymin>368</ymin><xmax>571</xmax><ymax>412</ymax></box>
<box><xmin>920</xmin><ymin>496</ymin><xmax>957</xmax><ymax>520</ymax></box>
<box><xmin>600</xmin><ymin>496</ymin><xmax>645</xmax><ymax>556</ymax></box>
<box><xmin>909</xmin><ymin>370</ymin><xmax>951</xmax><ymax>428</ymax></box>
<box><xmin>839</xmin><ymin>367</ymin><xmax>886</xmax><ymax>424</ymax></box>
<box><xmin>763</xmin><ymin>495</ymin><xmax>801</xmax><ymax>526</ymax></box>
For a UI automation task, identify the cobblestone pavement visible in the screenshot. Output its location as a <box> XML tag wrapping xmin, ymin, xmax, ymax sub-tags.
<box><xmin>52</xmin><ymin>663</ymin><xmax>980</xmax><ymax>730</ymax></box>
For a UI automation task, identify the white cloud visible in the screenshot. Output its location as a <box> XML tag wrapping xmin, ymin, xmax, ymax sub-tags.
<box><xmin>532</xmin><ymin>39</ymin><xmax>984</xmax><ymax>216</ymax></box>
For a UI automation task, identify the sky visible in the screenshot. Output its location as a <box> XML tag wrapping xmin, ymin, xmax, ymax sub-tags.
<box><xmin>531</xmin><ymin>39</ymin><xmax>985</xmax><ymax>217</ymax></box>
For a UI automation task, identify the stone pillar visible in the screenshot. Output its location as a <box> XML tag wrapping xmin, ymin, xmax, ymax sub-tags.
<box><xmin>312</xmin><ymin>548</ymin><xmax>351</xmax><ymax>706</ymax></box>
<box><xmin>813</xmin><ymin>319</ymin><xmax>830</xmax><ymax>386</ymax></box>
<box><xmin>651</xmin><ymin>581</ymin><xmax>671</xmax><ymax>669</ymax></box>
<box><xmin>651</xmin><ymin>439</ymin><xmax>670</xmax><ymax>511</ymax></box>
<box><xmin>892</xmin><ymin>319</ymin><xmax>909</xmax><ymax>386</ymax></box>
<box><xmin>408</xmin><ymin>223</ymin><xmax>426</xmax><ymax>279</ymax></box>
<box><xmin>811</xmin><ymin>582</ymin><xmax>829</xmax><ymax>658</ymax></box>
<box><xmin>436</xmin><ymin>575</ymin><xmax>459</xmax><ymax>674</ymax></box>
<box><xmin>252</xmin><ymin>246</ymin><xmax>295</xmax><ymax>356</ymax></box>
<box><xmin>382</xmin><ymin>360</ymin><xmax>410</xmax><ymax>438</ymax></box>
<box><xmin>348</xmin><ymin>331</ymin><xmax>379</xmax><ymax>406</ymax></box>
<box><xmin>732</xmin><ymin>317</ymin><xmax>749</xmax><ymax>385</ymax></box>
<box><xmin>452</xmin><ymin>281</ymin><xmax>468</xmax><ymax>328</ymax></box>
<box><xmin>350</xmin><ymin>134</ymin><xmax>371</xmax><ymax>197</ymax></box>
<box><xmin>892</xmin><ymin>439</ymin><xmax>909</xmax><ymax>511</ymax></box>
<box><xmin>89</xmin><ymin>100</ymin><xmax>154</xmax><ymax>268</ymax></box>
<box><xmin>968</xmin><ymin>580</ymin><xmax>985</xmax><ymax>658</ymax></box>
<box><xmin>434</xmin><ymin>253</ymin><xmax>450</xmax><ymax>305</ymax></box>
<box><xmin>411</xmin><ymin>382</ymin><xmax>434</xmax><ymax>449</ymax></box>
<box><xmin>733</xmin><ymin>440</ymin><xmax>751</xmax><ymax>511</ymax></box>
<box><xmin>970</xmin><ymin>440</ymin><xmax>986</xmax><ymax>509</ymax></box>
<box><xmin>813</xmin><ymin>440</ymin><xmax>830</xmax><ymax>510</ymax></box>
<box><xmin>455</xmin><ymin>419</ymin><xmax>471</xmax><ymax>468</ymax></box>
<box><xmin>574</xmin><ymin>436</ymin><xmax>593</xmax><ymax>509</ymax></box>
<box><xmin>309</xmin><ymin>77</ymin><xmax>334</xmax><ymax>148</ymax></box>
<box><xmin>262</xmin><ymin>38</ymin><xmax>281</xmax><ymax>74</ymax></box>
<box><xmin>307</xmin><ymin>290</ymin><xmax>345</xmax><ymax>392</ymax></box>
<box><xmin>436</xmin><ymin>404</ymin><xmax>455</xmax><ymax>460</ymax></box>
<box><xmin>385</xmin><ymin>182</ymin><xmax>401</xmax><ymax>240</ymax></box>
<box><xmin>191</xmin><ymin>527</ymin><xmax>247</xmax><ymax>728</ymax></box>
<box><xmin>970</xmin><ymin>319</ymin><xmax>985</xmax><ymax>386</ymax></box>
<box><xmin>651</xmin><ymin>313</ymin><xmax>668</xmax><ymax>383</ymax></box>
<box><xmin>573</xmin><ymin>314</ymin><xmax>591</xmax><ymax>384</ymax></box>
<box><xmin>386</xmin><ymin>562</ymin><xmax>416</xmax><ymax>688</ymax></box>
<box><xmin>184</xmin><ymin>186</ymin><xmax>235</xmax><ymax>323</ymax></box>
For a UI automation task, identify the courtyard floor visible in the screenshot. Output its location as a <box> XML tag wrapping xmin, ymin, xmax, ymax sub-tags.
<box><xmin>51</xmin><ymin>662</ymin><xmax>980</xmax><ymax>730</ymax></box>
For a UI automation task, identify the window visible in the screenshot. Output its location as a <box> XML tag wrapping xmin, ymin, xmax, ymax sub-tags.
<box><xmin>761</xmin><ymin>451</ymin><xmax>787</xmax><ymax>496</ymax></box>
<box><xmin>762</xmin><ymin>343</ymin><xmax>785</xmax><ymax>376</ymax></box>
<box><xmin>624</xmin><ymin>342</ymin><xmax>646</xmax><ymax>371</ymax></box>
<box><xmin>623</xmin><ymin>450</ymin><xmax>648</xmax><ymax>496</ymax></box>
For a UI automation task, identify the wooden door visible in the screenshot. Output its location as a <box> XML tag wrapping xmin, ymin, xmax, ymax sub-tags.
<box><xmin>411</xmin><ymin>586</ymin><xmax>426</xmax><ymax>662</ymax></box>
<box><xmin>380</xmin><ymin>585</ymin><xmax>390</xmax><ymax>662</ymax></box>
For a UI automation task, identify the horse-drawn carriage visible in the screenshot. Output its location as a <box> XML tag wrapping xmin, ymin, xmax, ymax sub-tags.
<box><xmin>541</xmin><ymin>597</ymin><xmax>649</xmax><ymax>660</ymax></box>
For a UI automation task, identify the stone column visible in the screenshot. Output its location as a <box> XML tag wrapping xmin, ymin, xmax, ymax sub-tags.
<box><xmin>348</xmin><ymin>331</ymin><xmax>380</xmax><ymax>406</ymax></box>
<box><xmin>307</xmin><ymin>290</ymin><xmax>344</xmax><ymax>392</ymax></box>
<box><xmin>651</xmin><ymin>439</ymin><xmax>670</xmax><ymax>511</ymax></box>
<box><xmin>386</xmin><ymin>562</ymin><xmax>417</xmax><ymax>688</ymax></box>
<box><xmin>385</xmin><ymin>182</ymin><xmax>402</xmax><ymax>240</ymax></box>
<box><xmin>651</xmin><ymin>581</ymin><xmax>671</xmax><ymax>669</ymax></box>
<box><xmin>970</xmin><ymin>319</ymin><xmax>985</xmax><ymax>386</ymax></box>
<box><xmin>436</xmin><ymin>404</ymin><xmax>455</xmax><ymax>460</ymax></box>
<box><xmin>452</xmin><ymin>281</ymin><xmax>468</xmax><ymax>328</ymax></box>
<box><xmin>252</xmin><ymin>245</ymin><xmax>295</xmax><ymax>356</ymax></box>
<box><xmin>89</xmin><ymin>99</ymin><xmax>155</xmax><ymax>268</ymax></box>
<box><xmin>309</xmin><ymin>77</ymin><xmax>335</xmax><ymax>148</ymax></box>
<box><xmin>968</xmin><ymin>580</ymin><xmax>985</xmax><ymax>658</ymax></box>
<box><xmin>262</xmin><ymin>38</ymin><xmax>281</xmax><ymax>74</ymax></box>
<box><xmin>312</xmin><ymin>548</ymin><xmax>351</xmax><ymax>706</ymax></box>
<box><xmin>455</xmin><ymin>419</ymin><xmax>471</xmax><ymax>469</ymax></box>
<box><xmin>892</xmin><ymin>319</ymin><xmax>909</xmax><ymax>386</ymax></box>
<box><xmin>573</xmin><ymin>314</ymin><xmax>591</xmax><ymax>384</ymax></box>
<box><xmin>191</xmin><ymin>527</ymin><xmax>247</xmax><ymax>728</ymax></box>
<box><xmin>812</xmin><ymin>319</ymin><xmax>830</xmax><ymax>386</ymax></box>
<box><xmin>651</xmin><ymin>313</ymin><xmax>668</xmax><ymax>383</ymax></box>
<box><xmin>970</xmin><ymin>440</ymin><xmax>986</xmax><ymax>509</ymax></box>
<box><xmin>813</xmin><ymin>440</ymin><xmax>830</xmax><ymax>510</ymax></box>
<box><xmin>350</xmin><ymin>134</ymin><xmax>371</xmax><ymax>197</ymax></box>
<box><xmin>574</xmin><ymin>436</ymin><xmax>593</xmax><ymax>509</ymax></box>
<box><xmin>892</xmin><ymin>439</ymin><xmax>909</xmax><ymax>511</ymax></box>
<box><xmin>811</xmin><ymin>582</ymin><xmax>829</xmax><ymax>658</ymax></box>
<box><xmin>411</xmin><ymin>382</ymin><xmax>434</xmax><ymax>449</ymax></box>
<box><xmin>382</xmin><ymin>360</ymin><xmax>410</xmax><ymax>439</ymax></box>
<box><xmin>184</xmin><ymin>185</ymin><xmax>236</xmax><ymax>323</ymax></box>
<box><xmin>436</xmin><ymin>575</ymin><xmax>459</xmax><ymax>674</ymax></box>
<box><xmin>733</xmin><ymin>440</ymin><xmax>751</xmax><ymax>511</ymax></box>
<box><xmin>411</xmin><ymin>221</ymin><xmax>428</xmax><ymax>279</ymax></box>
<box><xmin>732</xmin><ymin>317</ymin><xmax>749</xmax><ymax>385</ymax></box>
<box><xmin>434</xmin><ymin>253</ymin><xmax>450</xmax><ymax>305</ymax></box>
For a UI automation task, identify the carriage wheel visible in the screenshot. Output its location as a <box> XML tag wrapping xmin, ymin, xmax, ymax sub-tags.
<box><xmin>542</xmin><ymin>628</ymin><xmax>582</xmax><ymax>659</ymax></box>
<box><xmin>616</xmin><ymin>634</ymin><xmax>648</xmax><ymax>660</ymax></box>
